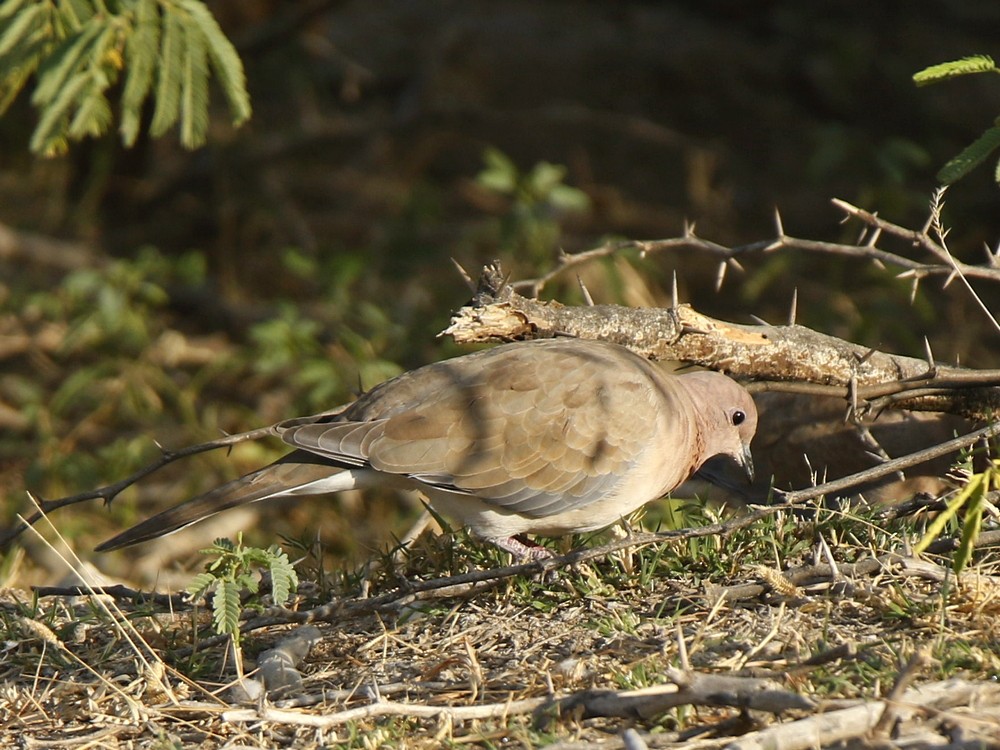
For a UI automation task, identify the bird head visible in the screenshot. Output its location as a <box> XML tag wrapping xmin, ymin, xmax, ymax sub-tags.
<box><xmin>678</xmin><ymin>371</ymin><xmax>757</xmax><ymax>483</ymax></box>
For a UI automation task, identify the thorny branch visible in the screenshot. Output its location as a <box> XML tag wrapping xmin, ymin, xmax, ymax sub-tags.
<box><xmin>513</xmin><ymin>195</ymin><xmax>1000</xmax><ymax>297</ymax></box>
<box><xmin>448</xmin><ymin>262</ymin><xmax>1000</xmax><ymax>420</ymax></box>
<box><xmin>0</xmin><ymin>425</ymin><xmax>280</xmax><ymax>549</ymax></box>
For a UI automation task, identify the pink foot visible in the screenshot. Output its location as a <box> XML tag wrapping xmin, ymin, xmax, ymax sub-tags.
<box><xmin>492</xmin><ymin>535</ymin><xmax>553</xmax><ymax>561</ymax></box>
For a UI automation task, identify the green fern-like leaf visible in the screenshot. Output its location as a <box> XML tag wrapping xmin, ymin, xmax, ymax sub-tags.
<box><xmin>212</xmin><ymin>578</ymin><xmax>242</xmax><ymax>637</ymax></box>
<box><xmin>120</xmin><ymin>0</ymin><xmax>160</xmax><ymax>145</ymax></box>
<box><xmin>0</xmin><ymin>2</ymin><xmax>46</xmax><ymax>58</ymax></box>
<box><xmin>0</xmin><ymin>0</ymin><xmax>31</xmax><ymax>24</ymax></box>
<box><xmin>0</xmin><ymin>4</ymin><xmax>52</xmax><ymax>115</ymax></box>
<box><xmin>267</xmin><ymin>546</ymin><xmax>298</xmax><ymax>605</ymax></box>
<box><xmin>937</xmin><ymin>126</ymin><xmax>1000</xmax><ymax>184</ymax></box>
<box><xmin>1</xmin><ymin>0</ymin><xmax>251</xmax><ymax>152</ymax></box>
<box><xmin>179</xmin><ymin>0</ymin><xmax>250</xmax><ymax>125</ymax></box>
<box><xmin>30</xmin><ymin>69</ymin><xmax>90</xmax><ymax>154</ymax></box>
<box><xmin>179</xmin><ymin>9</ymin><xmax>209</xmax><ymax>148</ymax></box>
<box><xmin>187</xmin><ymin>571</ymin><xmax>217</xmax><ymax>600</ymax></box>
<box><xmin>68</xmin><ymin>86</ymin><xmax>112</xmax><ymax>138</ymax></box>
<box><xmin>30</xmin><ymin>22</ymin><xmax>102</xmax><ymax>105</ymax></box>
<box><xmin>920</xmin><ymin>54</ymin><xmax>997</xmax><ymax>83</ymax></box>
<box><xmin>149</xmin><ymin>7</ymin><xmax>183</xmax><ymax>137</ymax></box>
<box><xmin>914</xmin><ymin>54</ymin><xmax>997</xmax><ymax>86</ymax></box>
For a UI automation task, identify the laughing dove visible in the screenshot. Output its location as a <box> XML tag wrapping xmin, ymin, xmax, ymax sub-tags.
<box><xmin>97</xmin><ymin>338</ymin><xmax>757</xmax><ymax>558</ymax></box>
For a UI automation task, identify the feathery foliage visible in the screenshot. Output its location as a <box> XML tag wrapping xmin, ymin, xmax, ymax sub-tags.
<box><xmin>0</xmin><ymin>0</ymin><xmax>251</xmax><ymax>155</ymax></box>
<box><xmin>188</xmin><ymin>534</ymin><xmax>299</xmax><ymax>647</ymax></box>
<box><xmin>913</xmin><ymin>54</ymin><xmax>1000</xmax><ymax>185</ymax></box>
<box><xmin>913</xmin><ymin>54</ymin><xmax>997</xmax><ymax>86</ymax></box>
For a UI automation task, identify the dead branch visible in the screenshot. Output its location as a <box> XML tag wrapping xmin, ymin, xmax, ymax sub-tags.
<box><xmin>31</xmin><ymin>584</ymin><xmax>190</xmax><ymax>608</ymax></box>
<box><xmin>727</xmin><ymin>679</ymin><xmax>1000</xmax><ymax>750</ymax></box>
<box><xmin>544</xmin><ymin>667</ymin><xmax>814</xmax><ymax>722</ymax></box>
<box><xmin>708</xmin><ymin>550</ymin><xmax>1000</xmax><ymax>606</ymax></box>
<box><xmin>444</xmin><ymin>262</ymin><xmax>1000</xmax><ymax>420</ymax></box>
<box><xmin>222</xmin><ymin>695</ymin><xmax>548</xmax><ymax>727</ymax></box>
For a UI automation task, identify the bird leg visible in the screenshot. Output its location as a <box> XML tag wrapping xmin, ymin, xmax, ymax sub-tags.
<box><xmin>491</xmin><ymin>534</ymin><xmax>553</xmax><ymax>561</ymax></box>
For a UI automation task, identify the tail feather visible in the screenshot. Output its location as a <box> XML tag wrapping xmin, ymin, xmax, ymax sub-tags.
<box><xmin>96</xmin><ymin>456</ymin><xmax>357</xmax><ymax>551</ymax></box>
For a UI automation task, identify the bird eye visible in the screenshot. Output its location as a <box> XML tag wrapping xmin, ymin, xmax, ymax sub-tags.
<box><xmin>731</xmin><ymin>410</ymin><xmax>746</xmax><ymax>426</ymax></box>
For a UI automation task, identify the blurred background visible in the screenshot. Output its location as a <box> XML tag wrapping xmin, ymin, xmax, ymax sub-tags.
<box><xmin>2</xmin><ymin>0</ymin><xmax>999</xmax><ymax>585</ymax></box>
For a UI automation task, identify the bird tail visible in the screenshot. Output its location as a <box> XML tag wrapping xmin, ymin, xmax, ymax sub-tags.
<box><xmin>95</xmin><ymin>453</ymin><xmax>359</xmax><ymax>551</ymax></box>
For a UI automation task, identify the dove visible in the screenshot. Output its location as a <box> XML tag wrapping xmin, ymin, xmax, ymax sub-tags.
<box><xmin>96</xmin><ymin>338</ymin><xmax>757</xmax><ymax>559</ymax></box>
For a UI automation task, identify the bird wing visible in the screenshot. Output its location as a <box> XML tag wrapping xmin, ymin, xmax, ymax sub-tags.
<box><xmin>279</xmin><ymin>339</ymin><xmax>676</xmax><ymax>518</ymax></box>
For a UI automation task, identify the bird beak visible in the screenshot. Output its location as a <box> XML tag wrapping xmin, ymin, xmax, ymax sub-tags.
<box><xmin>740</xmin><ymin>443</ymin><xmax>755</xmax><ymax>484</ymax></box>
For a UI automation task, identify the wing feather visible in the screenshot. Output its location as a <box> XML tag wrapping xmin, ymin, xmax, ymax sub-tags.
<box><xmin>279</xmin><ymin>339</ymin><xmax>675</xmax><ymax>518</ymax></box>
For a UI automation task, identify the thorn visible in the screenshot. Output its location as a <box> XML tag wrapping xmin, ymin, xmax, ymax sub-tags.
<box><xmin>577</xmin><ymin>276</ymin><xmax>595</xmax><ymax>306</ymax></box>
<box><xmin>942</xmin><ymin>269</ymin><xmax>957</xmax><ymax>289</ymax></box>
<box><xmin>845</xmin><ymin>375</ymin><xmax>859</xmax><ymax>422</ymax></box>
<box><xmin>856</xmin><ymin>346</ymin><xmax>877</xmax><ymax>365</ymax></box>
<box><xmin>727</xmin><ymin>257</ymin><xmax>745</xmax><ymax>273</ymax></box>
<box><xmin>910</xmin><ymin>276</ymin><xmax>919</xmax><ymax>304</ymax></box>
<box><xmin>896</xmin><ymin>269</ymin><xmax>916</xmax><ymax>279</ymax></box>
<box><xmin>749</xmin><ymin>314</ymin><xmax>770</xmax><ymax>326</ymax></box>
<box><xmin>763</xmin><ymin>239</ymin><xmax>784</xmax><ymax>252</ymax></box>
<box><xmin>865</xmin><ymin>227</ymin><xmax>882</xmax><ymax>248</ymax></box>
<box><xmin>817</xmin><ymin>534</ymin><xmax>841</xmax><ymax>580</ymax></box>
<box><xmin>920</xmin><ymin>211</ymin><xmax>934</xmax><ymax>236</ymax></box>
<box><xmin>683</xmin><ymin>219</ymin><xmax>696</xmax><ymax>238</ymax></box>
<box><xmin>671</xmin><ymin>270</ymin><xmax>679</xmax><ymax>308</ymax></box>
<box><xmin>773</xmin><ymin>206</ymin><xmax>784</xmax><ymax>237</ymax></box>
<box><xmin>871</xmin><ymin>258</ymin><xmax>886</xmax><ymax>271</ymax></box>
<box><xmin>923</xmin><ymin>337</ymin><xmax>936</xmax><ymax>370</ymax></box>
<box><xmin>450</xmin><ymin>258</ymin><xmax>475</xmax><ymax>292</ymax></box>
<box><xmin>714</xmin><ymin>261</ymin><xmax>727</xmax><ymax>292</ymax></box>
<box><xmin>788</xmin><ymin>288</ymin><xmax>798</xmax><ymax>326</ymax></box>
<box><xmin>984</xmin><ymin>242</ymin><xmax>1000</xmax><ymax>267</ymax></box>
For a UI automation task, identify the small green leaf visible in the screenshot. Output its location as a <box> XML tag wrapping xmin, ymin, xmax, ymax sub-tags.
<box><xmin>31</xmin><ymin>21</ymin><xmax>102</xmax><ymax>105</ymax></box>
<box><xmin>478</xmin><ymin>147</ymin><xmax>518</xmax><ymax>193</ymax></box>
<box><xmin>528</xmin><ymin>161</ymin><xmax>567</xmax><ymax>196</ymax></box>
<box><xmin>187</xmin><ymin>571</ymin><xmax>216</xmax><ymax>600</ymax></box>
<box><xmin>548</xmin><ymin>183</ymin><xmax>591</xmax><ymax>213</ymax></box>
<box><xmin>0</xmin><ymin>2</ymin><xmax>46</xmax><ymax>58</ymax></box>
<box><xmin>120</xmin><ymin>0</ymin><xmax>161</xmax><ymax>145</ymax></box>
<box><xmin>212</xmin><ymin>578</ymin><xmax>242</xmax><ymax>637</ymax></box>
<box><xmin>0</xmin><ymin>0</ymin><xmax>31</xmax><ymax>24</ymax></box>
<box><xmin>268</xmin><ymin>548</ymin><xmax>298</xmax><ymax>605</ymax></box>
<box><xmin>179</xmin><ymin>0</ymin><xmax>250</xmax><ymax>125</ymax></box>
<box><xmin>937</xmin><ymin>126</ymin><xmax>1000</xmax><ymax>184</ymax></box>
<box><xmin>914</xmin><ymin>55</ymin><xmax>997</xmax><ymax>86</ymax></box>
<box><xmin>149</xmin><ymin>9</ymin><xmax>183</xmax><ymax>137</ymax></box>
<box><xmin>179</xmin><ymin>11</ymin><xmax>209</xmax><ymax>148</ymax></box>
